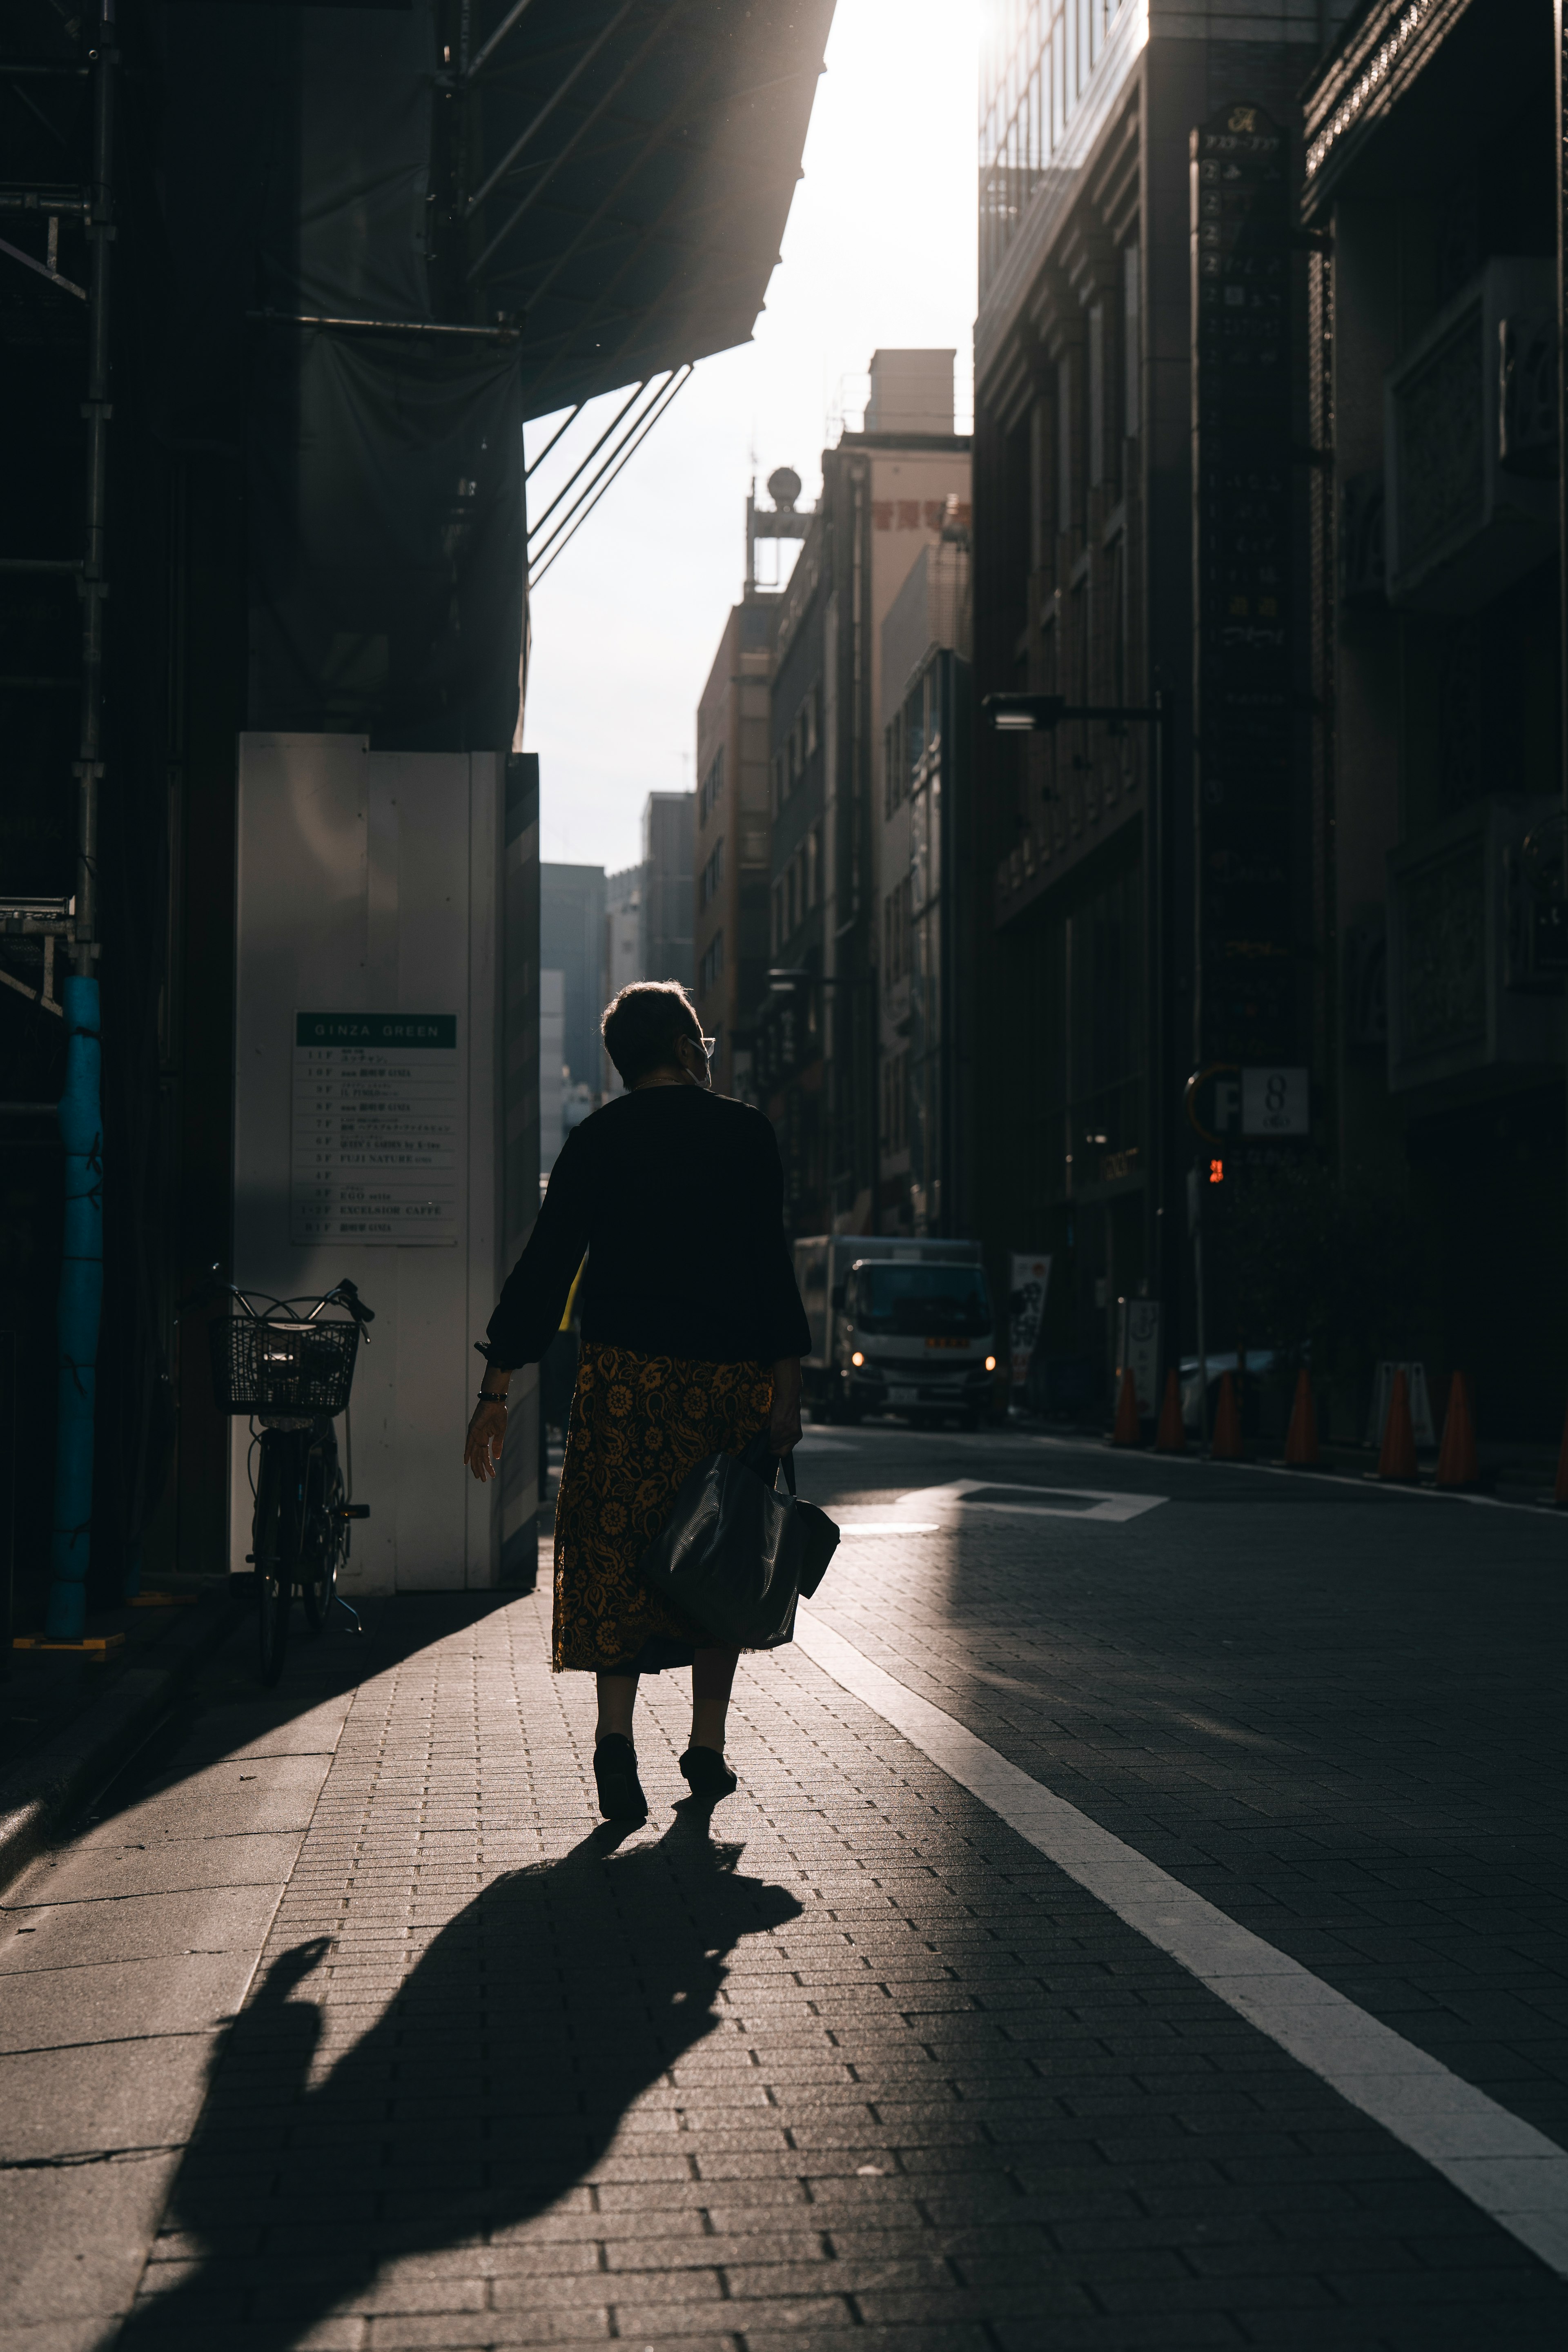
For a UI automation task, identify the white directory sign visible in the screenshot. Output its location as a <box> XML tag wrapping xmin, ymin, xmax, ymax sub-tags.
<box><xmin>291</xmin><ymin>1012</ymin><xmax>459</xmax><ymax>1245</ymax></box>
<box><xmin>1242</xmin><ymin>1065</ymin><xmax>1309</xmax><ymax>1135</ymax></box>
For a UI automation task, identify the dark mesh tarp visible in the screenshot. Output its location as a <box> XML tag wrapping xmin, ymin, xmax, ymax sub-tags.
<box><xmin>161</xmin><ymin>0</ymin><xmax>525</xmax><ymax>750</ymax></box>
<box><xmin>151</xmin><ymin>0</ymin><xmax>833</xmax><ymax>745</ymax></box>
<box><xmin>247</xmin><ymin>327</ymin><xmax>524</xmax><ymax>748</ymax></box>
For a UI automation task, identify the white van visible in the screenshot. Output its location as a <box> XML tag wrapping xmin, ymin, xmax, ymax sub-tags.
<box><xmin>792</xmin><ymin>1235</ymin><xmax>997</xmax><ymax>1428</ymax></box>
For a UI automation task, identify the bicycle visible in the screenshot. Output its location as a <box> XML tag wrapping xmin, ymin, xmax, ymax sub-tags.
<box><xmin>202</xmin><ymin>1276</ymin><xmax>374</xmax><ymax>1686</ymax></box>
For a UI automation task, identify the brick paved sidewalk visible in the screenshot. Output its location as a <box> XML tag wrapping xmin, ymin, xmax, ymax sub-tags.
<box><xmin>111</xmin><ymin>1579</ymin><xmax>1563</xmax><ymax>2352</ymax></box>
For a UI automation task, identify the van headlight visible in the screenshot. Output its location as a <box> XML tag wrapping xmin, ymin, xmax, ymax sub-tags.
<box><xmin>851</xmin><ymin>1351</ymin><xmax>864</xmax><ymax>1368</ymax></box>
<box><xmin>984</xmin><ymin>1355</ymin><xmax>997</xmax><ymax>1372</ymax></box>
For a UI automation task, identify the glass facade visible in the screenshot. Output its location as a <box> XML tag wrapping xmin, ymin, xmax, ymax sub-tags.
<box><xmin>979</xmin><ymin>0</ymin><xmax>1130</xmax><ymax>293</ymax></box>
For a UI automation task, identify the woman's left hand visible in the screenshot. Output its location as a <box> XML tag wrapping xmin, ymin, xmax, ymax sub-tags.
<box><xmin>463</xmin><ymin>1399</ymin><xmax>509</xmax><ymax>1482</ymax></box>
<box><xmin>768</xmin><ymin>1355</ymin><xmax>803</xmax><ymax>1454</ymax></box>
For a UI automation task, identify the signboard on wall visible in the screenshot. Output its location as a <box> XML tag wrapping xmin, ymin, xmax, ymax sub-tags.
<box><xmin>291</xmin><ymin>1012</ymin><xmax>460</xmax><ymax>1245</ymax></box>
<box><xmin>1241</xmin><ymin>1065</ymin><xmax>1308</xmax><ymax>1134</ymax></box>
<box><xmin>1116</xmin><ymin>1299</ymin><xmax>1162</xmax><ymax>1418</ymax></box>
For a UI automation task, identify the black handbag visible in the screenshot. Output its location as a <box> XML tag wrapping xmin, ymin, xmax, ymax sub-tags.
<box><xmin>637</xmin><ymin>1429</ymin><xmax>840</xmax><ymax>1650</ymax></box>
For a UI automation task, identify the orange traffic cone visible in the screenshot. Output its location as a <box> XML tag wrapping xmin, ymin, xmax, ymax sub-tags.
<box><xmin>1112</xmin><ymin>1367</ymin><xmax>1141</xmax><ymax>1447</ymax></box>
<box><xmin>1211</xmin><ymin>1371</ymin><xmax>1242</xmax><ymax>1460</ymax></box>
<box><xmin>1284</xmin><ymin>1369</ymin><xmax>1319</xmax><ymax>1468</ymax></box>
<box><xmin>1378</xmin><ymin>1367</ymin><xmax>1419</xmax><ymax>1481</ymax></box>
<box><xmin>1155</xmin><ymin>1368</ymin><xmax>1185</xmax><ymax>1453</ymax></box>
<box><xmin>1555</xmin><ymin>1398</ymin><xmax>1568</xmax><ymax>1508</ymax></box>
<box><xmin>1435</xmin><ymin>1373</ymin><xmax>1478</xmax><ymax>1490</ymax></box>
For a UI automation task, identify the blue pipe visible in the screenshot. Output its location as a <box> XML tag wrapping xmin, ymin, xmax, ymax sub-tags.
<box><xmin>45</xmin><ymin>976</ymin><xmax>103</xmax><ymax>1640</ymax></box>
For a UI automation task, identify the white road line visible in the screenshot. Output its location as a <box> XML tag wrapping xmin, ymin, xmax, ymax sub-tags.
<box><xmin>793</xmin><ymin>1608</ymin><xmax>1568</xmax><ymax>2277</ymax></box>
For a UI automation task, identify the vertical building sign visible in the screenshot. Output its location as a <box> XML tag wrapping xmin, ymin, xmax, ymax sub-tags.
<box><xmin>1191</xmin><ymin>104</ymin><xmax>1298</xmax><ymax>1070</ymax></box>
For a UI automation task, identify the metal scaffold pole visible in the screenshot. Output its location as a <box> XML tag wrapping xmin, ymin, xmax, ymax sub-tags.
<box><xmin>1558</xmin><ymin>4</ymin><xmax>1568</xmax><ymax>1409</ymax></box>
<box><xmin>44</xmin><ymin>4</ymin><xmax>114</xmax><ymax>1639</ymax></box>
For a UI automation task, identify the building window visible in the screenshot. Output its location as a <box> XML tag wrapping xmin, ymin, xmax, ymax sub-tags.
<box><xmin>771</xmin><ymin>878</ymin><xmax>783</xmax><ymax>954</ymax></box>
<box><xmin>1123</xmin><ymin>238</ymin><xmax>1140</xmax><ymax>442</ymax></box>
<box><xmin>807</xmin><ymin>824</ymin><xmax>820</xmax><ymax>909</ymax></box>
<box><xmin>882</xmin><ymin>1048</ymin><xmax>909</xmax><ymax>1156</ymax></box>
<box><xmin>699</xmin><ymin>746</ymin><xmax>723</xmax><ymax>827</ymax></box>
<box><xmin>980</xmin><ymin>0</ymin><xmax>1129</xmax><ymax>294</ymax></box>
<box><xmin>882</xmin><ymin>875</ymin><xmax>913</xmax><ymax>984</ymax></box>
<box><xmin>699</xmin><ymin>930</ymin><xmax>725</xmax><ymax>995</ymax></box>
<box><xmin>1087</xmin><ymin>300</ymin><xmax>1105</xmax><ymax>490</ymax></box>
<box><xmin>700</xmin><ymin>835</ymin><xmax>724</xmax><ymax>910</ymax></box>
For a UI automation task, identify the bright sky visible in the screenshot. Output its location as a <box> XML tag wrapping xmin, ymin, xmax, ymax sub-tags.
<box><xmin>523</xmin><ymin>0</ymin><xmax>980</xmax><ymax>873</ymax></box>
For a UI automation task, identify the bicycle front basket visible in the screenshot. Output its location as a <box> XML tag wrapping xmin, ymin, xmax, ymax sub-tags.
<box><xmin>209</xmin><ymin>1316</ymin><xmax>360</xmax><ymax>1417</ymax></box>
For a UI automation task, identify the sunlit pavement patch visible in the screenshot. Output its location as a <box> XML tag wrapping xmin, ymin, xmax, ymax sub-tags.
<box><xmin>886</xmin><ymin>1477</ymin><xmax>1168</xmax><ymax>1524</ymax></box>
<box><xmin>833</xmin><ymin>1522</ymin><xmax>941</xmax><ymax>1535</ymax></box>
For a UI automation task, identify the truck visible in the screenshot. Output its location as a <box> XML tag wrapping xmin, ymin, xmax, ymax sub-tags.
<box><xmin>791</xmin><ymin>1235</ymin><xmax>998</xmax><ymax>1428</ymax></box>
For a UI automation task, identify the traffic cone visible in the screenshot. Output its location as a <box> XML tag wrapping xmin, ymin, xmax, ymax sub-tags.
<box><xmin>1435</xmin><ymin>1372</ymin><xmax>1478</xmax><ymax>1490</ymax></box>
<box><xmin>1155</xmin><ymin>1368</ymin><xmax>1185</xmax><ymax>1453</ymax></box>
<box><xmin>1111</xmin><ymin>1367</ymin><xmax>1141</xmax><ymax>1447</ymax></box>
<box><xmin>1283</xmin><ymin>1369</ymin><xmax>1319</xmax><ymax>1468</ymax></box>
<box><xmin>1555</xmin><ymin>1398</ymin><xmax>1568</xmax><ymax>1508</ymax></box>
<box><xmin>1211</xmin><ymin>1371</ymin><xmax>1242</xmax><ymax>1460</ymax></box>
<box><xmin>1377</xmin><ymin>1367</ymin><xmax>1419</xmax><ymax>1481</ymax></box>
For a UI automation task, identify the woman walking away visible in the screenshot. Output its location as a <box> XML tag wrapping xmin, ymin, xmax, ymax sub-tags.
<box><xmin>463</xmin><ymin>982</ymin><xmax>809</xmax><ymax>1822</ymax></box>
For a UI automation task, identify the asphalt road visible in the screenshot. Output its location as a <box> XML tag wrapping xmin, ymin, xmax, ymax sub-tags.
<box><xmin>0</xmin><ymin>1423</ymin><xmax>1563</xmax><ymax>2350</ymax></box>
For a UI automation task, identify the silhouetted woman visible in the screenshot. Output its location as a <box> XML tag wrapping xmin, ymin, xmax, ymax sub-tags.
<box><xmin>464</xmin><ymin>982</ymin><xmax>808</xmax><ymax>1822</ymax></box>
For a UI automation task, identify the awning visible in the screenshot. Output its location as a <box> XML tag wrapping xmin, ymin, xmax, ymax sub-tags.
<box><xmin>451</xmin><ymin>0</ymin><xmax>836</xmax><ymax>419</ymax></box>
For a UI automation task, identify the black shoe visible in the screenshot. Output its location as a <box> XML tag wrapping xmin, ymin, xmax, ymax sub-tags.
<box><xmin>679</xmin><ymin>1745</ymin><xmax>738</xmax><ymax>1802</ymax></box>
<box><xmin>593</xmin><ymin>1734</ymin><xmax>648</xmax><ymax>1821</ymax></box>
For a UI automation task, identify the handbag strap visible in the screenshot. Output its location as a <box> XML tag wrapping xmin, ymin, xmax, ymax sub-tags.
<box><xmin>781</xmin><ymin>1450</ymin><xmax>797</xmax><ymax>1497</ymax></box>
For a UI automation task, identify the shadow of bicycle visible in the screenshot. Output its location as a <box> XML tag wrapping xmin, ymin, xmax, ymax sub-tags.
<box><xmin>117</xmin><ymin>1806</ymin><xmax>802</xmax><ymax>2347</ymax></box>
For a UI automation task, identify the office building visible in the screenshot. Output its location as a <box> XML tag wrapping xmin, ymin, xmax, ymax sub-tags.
<box><xmin>1298</xmin><ymin>0</ymin><xmax>1566</xmax><ymax>1435</ymax></box>
<box><xmin>641</xmin><ymin>792</ymin><xmax>695</xmax><ymax>990</ymax></box>
<box><xmin>694</xmin><ymin>484</ymin><xmax>790</xmax><ymax>1098</ymax></box>
<box><xmin>969</xmin><ymin>0</ymin><xmax>1352</xmax><ymax>1396</ymax></box>
<box><xmin>540</xmin><ymin>864</ymin><xmax>608</xmax><ymax>1093</ymax></box>
<box><xmin>602</xmin><ymin>864</ymin><xmax>644</xmax><ymax>1095</ymax></box>
<box><xmin>879</xmin><ymin>534</ymin><xmax>973</xmax><ymax>1236</ymax></box>
<box><xmin>755</xmin><ymin>350</ymin><xmax>971</xmax><ymax>1234</ymax></box>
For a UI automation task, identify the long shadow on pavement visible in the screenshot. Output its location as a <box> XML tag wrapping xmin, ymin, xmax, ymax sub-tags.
<box><xmin>116</xmin><ymin>1805</ymin><xmax>802</xmax><ymax>2348</ymax></box>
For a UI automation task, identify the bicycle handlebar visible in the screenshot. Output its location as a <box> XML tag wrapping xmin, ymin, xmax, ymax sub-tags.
<box><xmin>175</xmin><ymin>1265</ymin><xmax>375</xmax><ymax>1337</ymax></box>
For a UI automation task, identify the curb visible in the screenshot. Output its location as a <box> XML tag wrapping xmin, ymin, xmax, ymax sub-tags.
<box><xmin>0</xmin><ymin>1585</ymin><xmax>246</xmax><ymax>1896</ymax></box>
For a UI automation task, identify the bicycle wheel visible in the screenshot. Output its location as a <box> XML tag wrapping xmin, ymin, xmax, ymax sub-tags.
<box><xmin>252</xmin><ymin>1439</ymin><xmax>295</xmax><ymax>1686</ymax></box>
<box><xmin>301</xmin><ymin>1435</ymin><xmax>343</xmax><ymax>1634</ymax></box>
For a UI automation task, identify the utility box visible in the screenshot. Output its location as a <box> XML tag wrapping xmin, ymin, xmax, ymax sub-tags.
<box><xmin>231</xmin><ymin>732</ymin><xmax>537</xmax><ymax>1595</ymax></box>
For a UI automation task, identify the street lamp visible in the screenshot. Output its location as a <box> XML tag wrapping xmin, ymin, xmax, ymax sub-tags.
<box><xmin>983</xmin><ymin>687</ymin><xmax>1178</xmax><ymax>1407</ymax></box>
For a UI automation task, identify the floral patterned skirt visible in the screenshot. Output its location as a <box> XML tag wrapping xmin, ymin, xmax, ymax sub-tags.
<box><xmin>552</xmin><ymin>1341</ymin><xmax>773</xmax><ymax>1674</ymax></box>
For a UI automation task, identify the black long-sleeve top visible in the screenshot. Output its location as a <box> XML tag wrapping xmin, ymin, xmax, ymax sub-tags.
<box><xmin>483</xmin><ymin>1087</ymin><xmax>812</xmax><ymax>1369</ymax></box>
